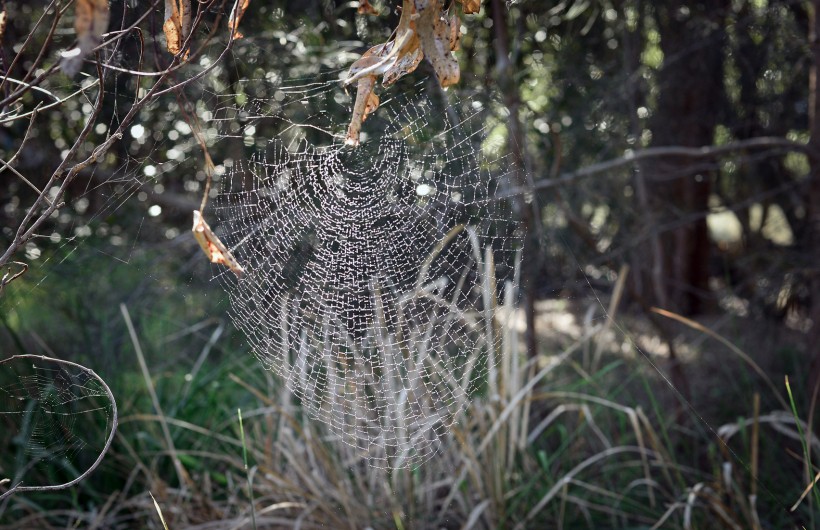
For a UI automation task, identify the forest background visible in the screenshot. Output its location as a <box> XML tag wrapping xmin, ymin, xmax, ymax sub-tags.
<box><xmin>0</xmin><ymin>0</ymin><xmax>819</xmax><ymax>528</ymax></box>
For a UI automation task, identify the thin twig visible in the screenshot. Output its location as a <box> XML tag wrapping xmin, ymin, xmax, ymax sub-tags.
<box><xmin>0</xmin><ymin>0</ymin><xmax>59</xmax><ymax>98</ymax></box>
<box><xmin>0</xmin><ymin>0</ymin><xmax>240</xmax><ymax>271</ymax></box>
<box><xmin>0</xmin><ymin>261</ymin><xmax>27</xmax><ymax>295</ymax></box>
<box><xmin>497</xmin><ymin>137</ymin><xmax>813</xmax><ymax>199</ymax></box>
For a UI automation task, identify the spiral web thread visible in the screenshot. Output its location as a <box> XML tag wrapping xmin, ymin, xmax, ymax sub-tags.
<box><xmin>212</xmin><ymin>89</ymin><xmax>521</xmax><ymax>468</ymax></box>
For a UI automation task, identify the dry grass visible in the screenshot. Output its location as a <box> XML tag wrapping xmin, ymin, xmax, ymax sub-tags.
<box><xmin>1</xmin><ymin>249</ymin><xmax>817</xmax><ymax>529</ymax></box>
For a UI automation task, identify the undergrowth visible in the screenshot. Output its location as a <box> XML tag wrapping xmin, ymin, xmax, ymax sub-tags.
<box><xmin>0</xmin><ymin>244</ymin><xmax>817</xmax><ymax>529</ymax></box>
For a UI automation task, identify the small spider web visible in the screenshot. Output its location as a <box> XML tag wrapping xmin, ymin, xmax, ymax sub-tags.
<box><xmin>0</xmin><ymin>355</ymin><xmax>117</xmax><ymax>500</ymax></box>
<box><xmin>211</xmin><ymin>87</ymin><xmax>522</xmax><ymax>468</ymax></box>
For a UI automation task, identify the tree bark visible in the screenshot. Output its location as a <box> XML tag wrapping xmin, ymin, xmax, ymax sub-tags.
<box><xmin>807</xmin><ymin>0</ymin><xmax>820</xmax><ymax>401</ymax></box>
<box><xmin>644</xmin><ymin>0</ymin><xmax>729</xmax><ymax>315</ymax></box>
<box><xmin>489</xmin><ymin>0</ymin><xmax>538</xmax><ymax>360</ymax></box>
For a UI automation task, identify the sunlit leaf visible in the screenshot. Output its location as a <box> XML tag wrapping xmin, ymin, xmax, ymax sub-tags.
<box><xmin>163</xmin><ymin>0</ymin><xmax>192</xmax><ymax>56</ymax></box>
<box><xmin>228</xmin><ymin>0</ymin><xmax>251</xmax><ymax>40</ymax></box>
<box><xmin>358</xmin><ymin>0</ymin><xmax>379</xmax><ymax>15</ymax></box>
<box><xmin>458</xmin><ymin>0</ymin><xmax>481</xmax><ymax>15</ymax></box>
<box><xmin>414</xmin><ymin>0</ymin><xmax>460</xmax><ymax>87</ymax></box>
<box><xmin>343</xmin><ymin>0</ymin><xmax>468</xmax><ymax>145</ymax></box>
<box><xmin>346</xmin><ymin>77</ymin><xmax>377</xmax><ymax>146</ymax></box>
<box><xmin>192</xmin><ymin>210</ymin><xmax>245</xmax><ymax>277</ymax></box>
<box><xmin>344</xmin><ymin>0</ymin><xmax>420</xmax><ymax>144</ymax></box>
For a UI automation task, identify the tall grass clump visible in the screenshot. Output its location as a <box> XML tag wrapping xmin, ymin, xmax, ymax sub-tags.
<box><xmin>1</xmin><ymin>238</ymin><xmax>817</xmax><ymax>529</ymax></box>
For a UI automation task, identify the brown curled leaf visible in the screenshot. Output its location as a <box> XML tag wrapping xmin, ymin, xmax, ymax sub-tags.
<box><xmin>414</xmin><ymin>0</ymin><xmax>460</xmax><ymax>87</ymax></box>
<box><xmin>61</xmin><ymin>0</ymin><xmax>110</xmax><ymax>76</ymax></box>
<box><xmin>344</xmin><ymin>0</ymin><xmax>422</xmax><ymax>145</ymax></box>
<box><xmin>357</xmin><ymin>0</ymin><xmax>379</xmax><ymax>15</ymax></box>
<box><xmin>163</xmin><ymin>0</ymin><xmax>192</xmax><ymax>56</ymax></box>
<box><xmin>0</xmin><ymin>9</ymin><xmax>7</xmax><ymax>47</ymax></box>
<box><xmin>192</xmin><ymin>210</ymin><xmax>245</xmax><ymax>277</ymax></box>
<box><xmin>449</xmin><ymin>14</ymin><xmax>460</xmax><ymax>52</ymax></box>
<box><xmin>344</xmin><ymin>0</ymin><xmax>420</xmax><ymax>87</ymax></box>
<box><xmin>346</xmin><ymin>32</ymin><xmax>422</xmax><ymax>88</ymax></box>
<box><xmin>458</xmin><ymin>0</ymin><xmax>481</xmax><ymax>15</ymax></box>
<box><xmin>382</xmin><ymin>43</ymin><xmax>423</xmax><ymax>86</ymax></box>
<box><xmin>345</xmin><ymin>42</ymin><xmax>389</xmax><ymax>83</ymax></box>
<box><xmin>345</xmin><ymin>76</ymin><xmax>377</xmax><ymax>146</ymax></box>
<box><xmin>343</xmin><ymin>0</ymin><xmax>469</xmax><ymax>145</ymax></box>
<box><xmin>364</xmin><ymin>90</ymin><xmax>380</xmax><ymax>117</ymax></box>
<box><xmin>228</xmin><ymin>0</ymin><xmax>250</xmax><ymax>40</ymax></box>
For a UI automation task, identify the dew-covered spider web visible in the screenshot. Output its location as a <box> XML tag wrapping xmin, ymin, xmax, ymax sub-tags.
<box><xmin>0</xmin><ymin>8</ymin><xmax>803</xmax><ymax>523</ymax></box>
<box><xmin>209</xmin><ymin>81</ymin><xmax>522</xmax><ymax>468</ymax></box>
<box><xmin>0</xmin><ymin>355</ymin><xmax>117</xmax><ymax>500</ymax></box>
<box><xmin>0</xmin><ymin>22</ymin><xmax>528</xmax><ymax>471</ymax></box>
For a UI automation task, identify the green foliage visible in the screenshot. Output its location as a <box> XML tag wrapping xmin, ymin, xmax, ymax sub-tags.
<box><xmin>1</xmin><ymin>0</ymin><xmax>818</xmax><ymax>528</ymax></box>
<box><xmin>2</xmin><ymin>242</ymin><xmax>816</xmax><ymax>528</ymax></box>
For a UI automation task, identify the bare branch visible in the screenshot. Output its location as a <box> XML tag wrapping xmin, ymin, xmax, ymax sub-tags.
<box><xmin>0</xmin><ymin>0</ymin><xmax>241</xmax><ymax>271</ymax></box>
<box><xmin>0</xmin><ymin>0</ymin><xmax>60</xmax><ymax>97</ymax></box>
<box><xmin>0</xmin><ymin>262</ymin><xmax>27</xmax><ymax>294</ymax></box>
<box><xmin>0</xmin><ymin>103</ymin><xmax>49</xmax><ymax>204</ymax></box>
<box><xmin>498</xmin><ymin>137</ymin><xmax>813</xmax><ymax>199</ymax></box>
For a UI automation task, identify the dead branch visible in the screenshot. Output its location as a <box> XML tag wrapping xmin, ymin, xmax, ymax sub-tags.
<box><xmin>499</xmin><ymin>136</ymin><xmax>814</xmax><ymax>199</ymax></box>
<box><xmin>0</xmin><ymin>0</ymin><xmax>241</xmax><ymax>284</ymax></box>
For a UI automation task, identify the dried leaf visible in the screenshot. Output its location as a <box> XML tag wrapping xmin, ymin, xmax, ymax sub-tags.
<box><xmin>61</xmin><ymin>0</ymin><xmax>110</xmax><ymax>76</ymax></box>
<box><xmin>345</xmin><ymin>43</ymin><xmax>388</xmax><ymax>83</ymax></box>
<box><xmin>345</xmin><ymin>76</ymin><xmax>377</xmax><ymax>146</ymax></box>
<box><xmin>192</xmin><ymin>210</ymin><xmax>244</xmax><ymax>277</ymax></box>
<box><xmin>0</xmin><ymin>9</ymin><xmax>7</xmax><ymax>46</ymax></box>
<box><xmin>364</xmin><ymin>90</ymin><xmax>380</xmax><ymax>116</ymax></box>
<box><xmin>347</xmin><ymin>36</ymin><xmax>422</xmax><ymax>86</ymax></box>
<box><xmin>344</xmin><ymin>34</ymin><xmax>420</xmax><ymax>145</ymax></box>
<box><xmin>163</xmin><ymin>0</ymin><xmax>192</xmax><ymax>56</ymax></box>
<box><xmin>458</xmin><ymin>0</ymin><xmax>481</xmax><ymax>15</ymax></box>
<box><xmin>357</xmin><ymin>0</ymin><xmax>379</xmax><ymax>15</ymax></box>
<box><xmin>228</xmin><ymin>0</ymin><xmax>250</xmax><ymax>40</ymax></box>
<box><xmin>449</xmin><ymin>14</ymin><xmax>460</xmax><ymax>52</ymax></box>
<box><xmin>383</xmin><ymin>43</ymin><xmax>423</xmax><ymax>86</ymax></box>
<box><xmin>345</xmin><ymin>0</ymin><xmax>420</xmax><ymax>87</ymax></box>
<box><xmin>414</xmin><ymin>0</ymin><xmax>460</xmax><ymax>87</ymax></box>
<box><xmin>344</xmin><ymin>0</ymin><xmax>422</xmax><ymax>145</ymax></box>
<box><xmin>343</xmin><ymin>0</ymin><xmax>468</xmax><ymax>145</ymax></box>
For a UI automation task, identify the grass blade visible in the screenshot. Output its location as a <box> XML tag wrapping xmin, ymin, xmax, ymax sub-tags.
<box><xmin>238</xmin><ymin>408</ymin><xmax>258</xmax><ymax>530</ymax></box>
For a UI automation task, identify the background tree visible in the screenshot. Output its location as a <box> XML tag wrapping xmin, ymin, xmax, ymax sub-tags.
<box><xmin>1</xmin><ymin>1</ymin><xmax>818</xmax><ymax>527</ymax></box>
<box><xmin>644</xmin><ymin>0</ymin><xmax>728</xmax><ymax>315</ymax></box>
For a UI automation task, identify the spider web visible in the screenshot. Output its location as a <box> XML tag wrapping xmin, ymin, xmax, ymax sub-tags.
<box><xmin>0</xmin><ymin>355</ymin><xmax>117</xmax><ymax>499</ymax></box>
<box><xmin>0</xmin><ymin>6</ymin><xmax>806</xmax><ymax>520</ymax></box>
<box><xmin>210</xmin><ymin>82</ymin><xmax>522</xmax><ymax>468</ymax></box>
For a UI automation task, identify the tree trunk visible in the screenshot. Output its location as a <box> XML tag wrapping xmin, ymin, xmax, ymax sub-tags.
<box><xmin>807</xmin><ymin>0</ymin><xmax>820</xmax><ymax>400</ymax></box>
<box><xmin>489</xmin><ymin>0</ymin><xmax>538</xmax><ymax>360</ymax></box>
<box><xmin>644</xmin><ymin>1</ymin><xmax>729</xmax><ymax>315</ymax></box>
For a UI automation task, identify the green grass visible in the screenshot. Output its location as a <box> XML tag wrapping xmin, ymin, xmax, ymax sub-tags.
<box><xmin>237</xmin><ymin>408</ymin><xmax>257</xmax><ymax>530</ymax></box>
<box><xmin>1</xmin><ymin>244</ymin><xmax>817</xmax><ymax>529</ymax></box>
